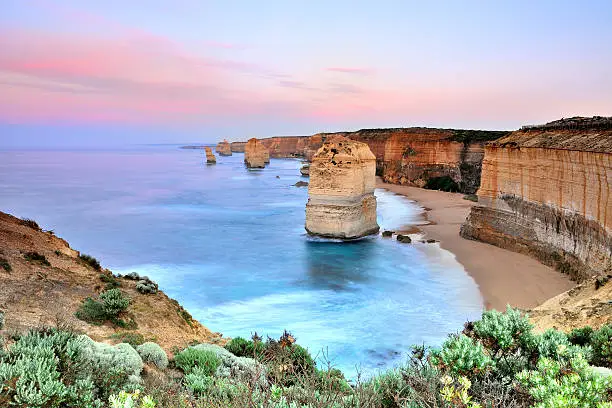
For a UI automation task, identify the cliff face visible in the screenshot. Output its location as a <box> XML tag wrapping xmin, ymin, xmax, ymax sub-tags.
<box><xmin>230</xmin><ymin>142</ymin><xmax>246</xmax><ymax>153</ymax></box>
<box><xmin>225</xmin><ymin>128</ymin><xmax>507</xmax><ymax>193</ymax></box>
<box><xmin>216</xmin><ymin>140</ymin><xmax>232</xmax><ymax>156</ymax></box>
<box><xmin>0</xmin><ymin>212</ymin><xmax>221</xmax><ymax>353</ymax></box>
<box><xmin>244</xmin><ymin>138</ymin><xmax>270</xmax><ymax>168</ymax></box>
<box><xmin>305</xmin><ymin>137</ymin><xmax>379</xmax><ymax>239</ymax></box>
<box><xmin>461</xmin><ymin>123</ymin><xmax>612</xmax><ymax>280</ymax></box>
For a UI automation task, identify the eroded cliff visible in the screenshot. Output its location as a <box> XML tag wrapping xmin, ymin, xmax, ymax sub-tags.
<box><xmin>225</xmin><ymin>128</ymin><xmax>507</xmax><ymax>193</ymax></box>
<box><xmin>461</xmin><ymin>119</ymin><xmax>612</xmax><ymax>280</ymax></box>
<box><xmin>216</xmin><ymin>140</ymin><xmax>232</xmax><ymax>156</ymax></box>
<box><xmin>305</xmin><ymin>137</ymin><xmax>379</xmax><ymax>239</ymax></box>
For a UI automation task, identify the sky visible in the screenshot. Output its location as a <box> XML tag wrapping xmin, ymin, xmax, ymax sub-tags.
<box><xmin>1</xmin><ymin>0</ymin><xmax>611</xmax><ymax>147</ymax></box>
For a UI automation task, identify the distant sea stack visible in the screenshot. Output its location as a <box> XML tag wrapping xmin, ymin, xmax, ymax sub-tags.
<box><xmin>205</xmin><ymin>147</ymin><xmax>216</xmax><ymax>164</ymax></box>
<box><xmin>244</xmin><ymin>138</ymin><xmax>270</xmax><ymax>168</ymax></box>
<box><xmin>305</xmin><ymin>137</ymin><xmax>379</xmax><ymax>239</ymax></box>
<box><xmin>461</xmin><ymin>117</ymin><xmax>612</xmax><ymax>280</ymax></box>
<box><xmin>216</xmin><ymin>140</ymin><xmax>232</xmax><ymax>156</ymax></box>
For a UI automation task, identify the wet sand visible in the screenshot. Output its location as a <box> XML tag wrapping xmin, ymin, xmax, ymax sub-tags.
<box><xmin>378</xmin><ymin>179</ymin><xmax>575</xmax><ymax>310</ymax></box>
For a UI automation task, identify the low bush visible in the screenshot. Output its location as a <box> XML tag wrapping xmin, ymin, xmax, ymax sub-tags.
<box><xmin>136</xmin><ymin>342</ymin><xmax>168</xmax><ymax>369</ymax></box>
<box><xmin>0</xmin><ymin>257</ymin><xmax>11</xmax><ymax>272</ymax></box>
<box><xmin>23</xmin><ymin>251</ymin><xmax>50</xmax><ymax>266</ymax></box>
<box><xmin>174</xmin><ymin>347</ymin><xmax>220</xmax><ymax>376</ymax></box>
<box><xmin>79</xmin><ymin>254</ymin><xmax>102</xmax><ymax>271</ymax></box>
<box><xmin>75</xmin><ymin>289</ymin><xmax>130</xmax><ymax>325</ymax></box>
<box><xmin>111</xmin><ymin>332</ymin><xmax>145</xmax><ymax>347</ymax></box>
<box><xmin>431</xmin><ymin>334</ymin><xmax>494</xmax><ymax>377</ymax></box>
<box><xmin>0</xmin><ymin>311</ymin><xmax>4</xmax><ymax>330</ymax></box>
<box><xmin>100</xmin><ymin>273</ymin><xmax>121</xmax><ymax>290</ymax></box>
<box><xmin>569</xmin><ymin>326</ymin><xmax>595</xmax><ymax>347</ymax></box>
<box><xmin>109</xmin><ymin>390</ymin><xmax>156</xmax><ymax>408</ymax></box>
<box><xmin>135</xmin><ymin>278</ymin><xmax>158</xmax><ymax>295</ymax></box>
<box><xmin>591</xmin><ymin>324</ymin><xmax>612</xmax><ymax>367</ymax></box>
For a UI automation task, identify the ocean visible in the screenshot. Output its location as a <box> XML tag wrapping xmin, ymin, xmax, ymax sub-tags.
<box><xmin>0</xmin><ymin>145</ymin><xmax>483</xmax><ymax>377</ymax></box>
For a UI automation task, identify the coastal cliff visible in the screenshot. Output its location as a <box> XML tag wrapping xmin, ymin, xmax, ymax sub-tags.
<box><xmin>226</xmin><ymin>128</ymin><xmax>507</xmax><ymax>193</ymax></box>
<box><xmin>0</xmin><ymin>212</ymin><xmax>220</xmax><ymax>352</ymax></box>
<box><xmin>244</xmin><ymin>138</ymin><xmax>270</xmax><ymax>168</ymax></box>
<box><xmin>231</xmin><ymin>141</ymin><xmax>246</xmax><ymax>153</ymax></box>
<box><xmin>305</xmin><ymin>137</ymin><xmax>379</xmax><ymax>239</ymax></box>
<box><xmin>461</xmin><ymin>118</ymin><xmax>612</xmax><ymax>281</ymax></box>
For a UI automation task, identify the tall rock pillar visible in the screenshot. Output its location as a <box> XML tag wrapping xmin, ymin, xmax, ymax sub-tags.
<box><xmin>305</xmin><ymin>137</ymin><xmax>379</xmax><ymax>239</ymax></box>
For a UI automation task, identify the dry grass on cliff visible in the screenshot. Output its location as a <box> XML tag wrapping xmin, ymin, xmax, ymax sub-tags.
<box><xmin>0</xmin><ymin>211</ymin><xmax>222</xmax><ymax>354</ymax></box>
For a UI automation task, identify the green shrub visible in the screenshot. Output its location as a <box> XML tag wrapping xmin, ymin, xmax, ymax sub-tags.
<box><xmin>0</xmin><ymin>257</ymin><xmax>11</xmax><ymax>272</ymax></box>
<box><xmin>316</xmin><ymin>368</ymin><xmax>352</xmax><ymax>394</ymax></box>
<box><xmin>100</xmin><ymin>289</ymin><xmax>130</xmax><ymax>316</ymax></box>
<box><xmin>537</xmin><ymin>329</ymin><xmax>592</xmax><ymax>363</ymax></box>
<box><xmin>110</xmin><ymin>332</ymin><xmax>145</xmax><ymax>347</ymax></box>
<box><xmin>174</xmin><ymin>347</ymin><xmax>220</xmax><ymax>376</ymax></box>
<box><xmin>517</xmin><ymin>354</ymin><xmax>611</xmax><ymax>407</ymax></box>
<box><xmin>135</xmin><ymin>277</ymin><xmax>158</xmax><ymax>295</ymax></box>
<box><xmin>136</xmin><ymin>342</ymin><xmax>168</xmax><ymax>369</ymax></box>
<box><xmin>568</xmin><ymin>326</ymin><xmax>594</xmax><ymax>347</ymax></box>
<box><xmin>225</xmin><ymin>336</ymin><xmax>264</xmax><ymax>358</ymax></box>
<box><xmin>0</xmin><ymin>311</ymin><xmax>4</xmax><ymax>330</ymax></box>
<box><xmin>0</xmin><ymin>328</ymin><xmax>102</xmax><ymax>407</ymax></box>
<box><xmin>424</xmin><ymin>176</ymin><xmax>459</xmax><ymax>192</ymax></box>
<box><xmin>100</xmin><ymin>273</ymin><xmax>121</xmax><ymax>290</ymax></box>
<box><xmin>472</xmin><ymin>306</ymin><xmax>536</xmax><ymax>353</ymax></box>
<box><xmin>463</xmin><ymin>194</ymin><xmax>478</xmax><ymax>202</ymax></box>
<box><xmin>75</xmin><ymin>289</ymin><xmax>130</xmax><ymax>325</ymax></box>
<box><xmin>79</xmin><ymin>254</ymin><xmax>102</xmax><ymax>271</ymax></box>
<box><xmin>431</xmin><ymin>334</ymin><xmax>494</xmax><ymax>377</ymax></box>
<box><xmin>23</xmin><ymin>251</ymin><xmax>50</xmax><ymax>266</ymax></box>
<box><xmin>591</xmin><ymin>325</ymin><xmax>612</xmax><ymax>367</ymax></box>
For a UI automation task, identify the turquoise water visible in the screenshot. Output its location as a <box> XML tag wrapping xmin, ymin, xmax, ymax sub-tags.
<box><xmin>0</xmin><ymin>146</ymin><xmax>483</xmax><ymax>376</ymax></box>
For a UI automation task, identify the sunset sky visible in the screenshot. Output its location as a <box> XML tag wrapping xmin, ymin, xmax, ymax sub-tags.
<box><xmin>2</xmin><ymin>0</ymin><xmax>611</xmax><ymax>147</ymax></box>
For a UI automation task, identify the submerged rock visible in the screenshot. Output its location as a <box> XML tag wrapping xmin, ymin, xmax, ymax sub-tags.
<box><xmin>294</xmin><ymin>181</ymin><xmax>308</xmax><ymax>187</ymax></box>
<box><xmin>305</xmin><ymin>137</ymin><xmax>379</xmax><ymax>239</ymax></box>
<box><xmin>216</xmin><ymin>140</ymin><xmax>232</xmax><ymax>156</ymax></box>
<box><xmin>382</xmin><ymin>230</ymin><xmax>394</xmax><ymax>238</ymax></box>
<box><xmin>244</xmin><ymin>138</ymin><xmax>270</xmax><ymax>168</ymax></box>
<box><xmin>205</xmin><ymin>147</ymin><xmax>216</xmax><ymax>164</ymax></box>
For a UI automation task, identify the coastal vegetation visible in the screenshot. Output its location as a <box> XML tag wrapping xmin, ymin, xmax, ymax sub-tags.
<box><xmin>1</xmin><ymin>307</ymin><xmax>610</xmax><ymax>407</ymax></box>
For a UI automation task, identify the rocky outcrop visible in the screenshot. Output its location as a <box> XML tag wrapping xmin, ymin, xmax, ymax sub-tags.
<box><xmin>305</xmin><ymin>137</ymin><xmax>379</xmax><ymax>239</ymax></box>
<box><xmin>205</xmin><ymin>147</ymin><xmax>216</xmax><ymax>164</ymax></box>
<box><xmin>229</xmin><ymin>128</ymin><xmax>508</xmax><ymax>193</ymax></box>
<box><xmin>216</xmin><ymin>140</ymin><xmax>232</xmax><ymax>156</ymax></box>
<box><xmin>461</xmin><ymin>119</ymin><xmax>612</xmax><ymax>280</ymax></box>
<box><xmin>0</xmin><ymin>211</ymin><xmax>221</xmax><ymax>353</ymax></box>
<box><xmin>300</xmin><ymin>165</ymin><xmax>310</xmax><ymax>176</ymax></box>
<box><xmin>244</xmin><ymin>138</ymin><xmax>270</xmax><ymax>168</ymax></box>
<box><xmin>230</xmin><ymin>142</ymin><xmax>246</xmax><ymax>153</ymax></box>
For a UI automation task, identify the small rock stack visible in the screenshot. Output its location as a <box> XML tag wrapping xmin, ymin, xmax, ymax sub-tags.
<box><xmin>244</xmin><ymin>138</ymin><xmax>270</xmax><ymax>168</ymax></box>
<box><xmin>205</xmin><ymin>147</ymin><xmax>216</xmax><ymax>164</ymax></box>
<box><xmin>305</xmin><ymin>137</ymin><xmax>379</xmax><ymax>239</ymax></box>
<box><xmin>216</xmin><ymin>140</ymin><xmax>232</xmax><ymax>156</ymax></box>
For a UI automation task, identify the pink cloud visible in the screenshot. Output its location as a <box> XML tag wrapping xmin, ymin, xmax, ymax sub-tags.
<box><xmin>325</xmin><ymin>67</ymin><xmax>375</xmax><ymax>75</ymax></box>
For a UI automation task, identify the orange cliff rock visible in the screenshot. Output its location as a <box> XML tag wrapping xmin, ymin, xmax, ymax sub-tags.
<box><xmin>461</xmin><ymin>118</ymin><xmax>612</xmax><ymax>281</ymax></box>
<box><xmin>244</xmin><ymin>138</ymin><xmax>270</xmax><ymax>168</ymax></box>
<box><xmin>205</xmin><ymin>147</ymin><xmax>216</xmax><ymax>164</ymax></box>
<box><xmin>215</xmin><ymin>140</ymin><xmax>232</xmax><ymax>156</ymax></box>
<box><xmin>229</xmin><ymin>128</ymin><xmax>508</xmax><ymax>193</ymax></box>
<box><xmin>305</xmin><ymin>137</ymin><xmax>379</xmax><ymax>239</ymax></box>
<box><xmin>230</xmin><ymin>141</ymin><xmax>246</xmax><ymax>153</ymax></box>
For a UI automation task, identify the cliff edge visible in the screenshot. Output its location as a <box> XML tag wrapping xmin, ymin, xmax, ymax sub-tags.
<box><xmin>461</xmin><ymin>117</ymin><xmax>612</xmax><ymax>281</ymax></box>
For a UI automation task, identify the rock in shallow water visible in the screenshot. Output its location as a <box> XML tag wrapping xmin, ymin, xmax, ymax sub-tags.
<box><xmin>216</xmin><ymin>140</ymin><xmax>232</xmax><ymax>156</ymax></box>
<box><xmin>397</xmin><ymin>234</ymin><xmax>412</xmax><ymax>243</ymax></box>
<box><xmin>294</xmin><ymin>181</ymin><xmax>308</xmax><ymax>187</ymax></box>
<box><xmin>382</xmin><ymin>230</ymin><xmax>394</xmax><ymax>237</ymax></box>
<box><xmin>244</xmin><ymin>138</ymin><xmax>270</xmax><ymax>168</ymax></box>
<box><xmin>305</xmin><ymin>137</ymin><xmax>379</xmax><ymax>239</ymax></box>
<box><xmin>205</xmin><ymin>147</ymin><xmax>216</xmax><ymax>164</ymax></box>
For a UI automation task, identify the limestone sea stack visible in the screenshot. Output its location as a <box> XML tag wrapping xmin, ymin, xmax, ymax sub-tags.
<box><xmin>216</xmin><ymin>140</ymin><xmax>232</xmax><ymax>156</ymax></box>
<box><xmin>305</xmin><ymin>137</ymin><xmax>379</xmax><ymax>239</ymax></box>
<box><xmin>244</xmin><ymin>138</ymin><xmax>270</xmax><ymax>168</ymax></box>
<box><xmin>205</xmin><ymin>147</ymin><xmax>216</xmax><ymax>164</ymax></box>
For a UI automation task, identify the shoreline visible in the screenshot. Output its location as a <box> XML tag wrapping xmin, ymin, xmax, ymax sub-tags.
<box><xmin>377</xmin><ymin>179</ymin><xmax>574</xmax><ymax>310</ymax></box>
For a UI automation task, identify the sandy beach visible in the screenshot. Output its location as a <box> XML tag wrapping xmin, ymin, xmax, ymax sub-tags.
<box><xmin>377</xmin><ymin>179</ymin><xmax>574</xmax><ymax>310</ymax></box>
